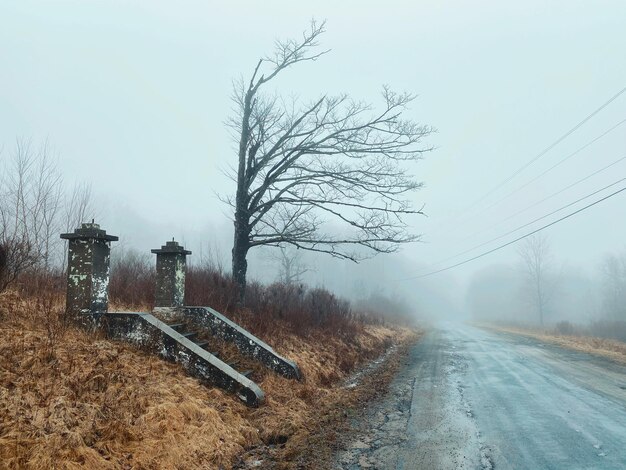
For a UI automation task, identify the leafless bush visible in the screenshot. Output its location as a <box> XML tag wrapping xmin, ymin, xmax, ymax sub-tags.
<box><xmin>240</xmin><ymin>281</ymin><xmax>360</xmax><ymax>337</ymax></box>
<box><xmin>0</xmin><ymin>239</ymin><xmax>38</xmax><ymax>292</ymax></box>
<box><xmin>185</xmin><ymin>262</ymin><xmax>386</xmax><ymax>337</ymax></box>
<box><xmin>109</xmin><ymin>247</ymin><xmax>154</xmax><ymax>309</ymax></box>
<box><xmin>587</xmin><ymin>320</ymin><xmax>626</xmax><ymax>343</ymax></box>
<box><xmin>186</xmin><ymin>266</ymin><xmax>240</xmax><ymax>313</ymax></box>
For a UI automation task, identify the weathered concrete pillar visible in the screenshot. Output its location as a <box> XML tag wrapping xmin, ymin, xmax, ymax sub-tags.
<box><xmin>60</xmin><ymin>222</ymin><xmax>118</xmax><ymax>324</ymax></box>
<box><xmin>151</xmin><ymin>240</ymin><xmax>191</xmax><ymax>308</ymax></box>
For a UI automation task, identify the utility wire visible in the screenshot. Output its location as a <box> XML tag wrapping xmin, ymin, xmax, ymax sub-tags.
<box><xmin>463</xmin><ymin>86</ymin><xmax>626</xmax><ymax>209</ymax></box>
<box><xmin>400</xmin><ymin>185</ymin><xmax>626</xmax><ymax>280</ymax></box>
<box><xmin>432</xmin><ymin>176</ymin><xmax>626</xmax><ymax>266</ymax></box>
<box><xmin>459</xmin><ymin>152</ymin><xmax>626</xmax><ymax>244</ymax></box>
<box><xmin>429</xmin><ymin>87</ymin><xmax>626</xmax><ymax>240</ymax></box>
<box><xmin>481</xmin><ymin>117</ymin><xmax>626</xmax><ymax>213</ymax></box>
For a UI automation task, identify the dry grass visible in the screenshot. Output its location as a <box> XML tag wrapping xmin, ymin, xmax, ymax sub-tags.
<box><xmin>0</xmin><ymin>291</ymin><xmax>256</xmax><ymax>469</ymax></box>
<box><xmin>0</xmin><ymin>290</ymin><xmax>418</xmax><ymax>469</ymax></box>
<box><xmin>483</xmin><ymin>323</ymin><xmax>626</xmax><ymax>365</ymax></box>
<box><xmin>245</xmin><ymin>325</ymin><xmax>417</xmax><ymax>469</ymax></box>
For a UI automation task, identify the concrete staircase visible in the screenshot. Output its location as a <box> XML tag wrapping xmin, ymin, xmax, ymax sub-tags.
<box><xmin>164</xmin><ymin>306</ymin><xmax>301</xmax><ymax>380</ymax></box>
<box><xmin>105</xmin><ymin>312</ymin><xmax>266</xmax><ymax>407</ymax></box>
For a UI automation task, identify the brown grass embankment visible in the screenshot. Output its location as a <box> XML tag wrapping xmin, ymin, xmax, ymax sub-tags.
<box><xmin>482</xmin><ymin>323</ymin><xmax>626</xmax><ymax>365</ymax></box>
<box><xmin>0</xmin><ymin>288</ymin><xmax>418</xmax><ymax>470</ymax></box>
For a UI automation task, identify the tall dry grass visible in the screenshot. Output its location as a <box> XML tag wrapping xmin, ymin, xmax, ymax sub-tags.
<box><xmin>0</xmin><ymin>275</ymin><xmax>416</xmax><ymax>469</ymax></box>
<box><xmin>0</xmin><ymin>289</ymin><xmax>258</xmax><ymax>469</ymax></box>
<box><xmin>484</xmin><ymin>322</ymin><xmax>626</xmax><ymax>365</ymax></box>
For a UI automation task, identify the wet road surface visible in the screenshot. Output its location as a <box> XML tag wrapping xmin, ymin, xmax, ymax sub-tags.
<box><xmin>335</xmin><ymin>323</ymin><xmax>626</xmax><ymax>469</ymax></box>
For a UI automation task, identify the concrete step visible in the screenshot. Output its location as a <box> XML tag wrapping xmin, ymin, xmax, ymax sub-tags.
<box><xmin>181</xmin><ymin>306</ymin><xmax>301</xmax><ymax>380</ymax></box>
<box><xmin>167</xmin><ymin>322</ymin><xmax>185</xmax><ymax>330</ymax></box>
<box><xmin>105</xmin><ymin>312</ymin><xmax>265</xmax><ymax>407</ymax></box>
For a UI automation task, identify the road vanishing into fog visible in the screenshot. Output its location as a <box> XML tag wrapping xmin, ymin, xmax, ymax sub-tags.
<box><xmin>336</xmin><ymin>323</ymin><xmax>626</xmax><ymax>469</ymax></box>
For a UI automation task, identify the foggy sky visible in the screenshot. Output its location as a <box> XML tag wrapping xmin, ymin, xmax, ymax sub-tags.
<box><xmin>1</xmin><ymin>1</ymin><xmax>625</xmax><ymax>317</ymax></box>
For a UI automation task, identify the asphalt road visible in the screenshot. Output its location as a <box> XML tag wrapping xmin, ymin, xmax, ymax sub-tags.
<box><xmin>336</xmin><ymin>323</ymin><xmax>626</xmax><ymax>469</ymax></box>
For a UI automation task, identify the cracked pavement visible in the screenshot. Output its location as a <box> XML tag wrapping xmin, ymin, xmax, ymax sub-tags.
<box><xmin>335</xmin><ymin>323</ymin><xmax>626</xmax><ymax>469</ymax></box>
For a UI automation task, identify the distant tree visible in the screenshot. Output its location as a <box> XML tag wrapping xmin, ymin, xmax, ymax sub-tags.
<box><xmin>0</xmin><ymin>140</ymin><xmax>59</xmax><ymax>290</ymax></box>
<box><xmin>223</xmin><ymin>20</ymin><xmax>434</xmax><ymax>300</ymax></box>
<box><xmin>517</xmin><ymin>234</ymin><xmax>556</xmax><ymax>326</ymax></box>
<box><xmin>600</xmin><ymin>251</ymin><xmax>626</xmax><ymax>320</ymax></box>
<box><xmin>0</xmin><ymin>139</ymin><xmax>94</xmax><ymax>290</ymax></box>
<box><xmin>269</xmin><ymin>245</ymin><xmax>309</xmax><ymax>285</ymax></box>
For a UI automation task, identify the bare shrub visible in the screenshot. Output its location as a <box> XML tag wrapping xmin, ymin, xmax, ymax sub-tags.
<box><xmin>184</xmin><ymin>263</ymin><xmax>384</xmax><ymax>338</ymax></box>
<box><xmin>108</xmin><ymin>247</ymin><xmax>154</xmax><ymax>309</ymax></box>
<box><xmin>185</xmin><ymin>263</ymin><xmax>240</xmax><ymax>313</ymax></box>
<box><xmin>587</xmin><ymin>320</ymin><xmax>626</xmax><ymax>343</ymax></box>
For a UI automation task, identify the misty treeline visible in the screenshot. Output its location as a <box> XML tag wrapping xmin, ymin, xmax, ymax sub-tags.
<box><xmin>0</xmin><ymin>139</ymin><xmax>94</xmax><ymax>291</ymax></box>
<box><xmin>467</xmin><ymin>234</ymin><xmax>626</xmax><ymax>341</ymax></box>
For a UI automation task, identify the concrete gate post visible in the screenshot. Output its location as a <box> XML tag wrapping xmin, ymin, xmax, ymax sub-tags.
<box><xmin>60</xmin><ymin>222</ymin><xmax>118</xmax><ymax>325</ymax></box>
<box><xmin>151</xmin><ymin>240</ymin><xmax>191</xmax><ymax>309</ymax></box>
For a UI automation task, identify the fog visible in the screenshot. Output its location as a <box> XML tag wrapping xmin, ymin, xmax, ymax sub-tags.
<box><xmin>1</xmin><ymin>1</ymin><xmax>625</xmax><ymax>324</ymax></box>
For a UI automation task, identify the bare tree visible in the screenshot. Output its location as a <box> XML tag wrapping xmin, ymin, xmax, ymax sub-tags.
<box><xmin>0</xmin><ymin>139</ymin><xmax>89</xmax><ymax>290</ymax></box>
<box><xmin>600</xmin><ymin>251</ymin><xmax>626</xmax><ymax>320</ymax></box>
<box><xmin>269</xmin><ymin>245</ymin><xmax>309</xmax><ymax>285</ymax></box>
<box><xmin>30</xmin><ymin>142</ymin><xmax>63</xmax><ymax>271</ymax></box>
<box><xmin>0</xmin><ymin>140</ymin><xmax>43</xmax><ymax>289</ymax></box>
<box><xmin>224</xmin><ymin>21</ymin><xmax>434</xmax><ymax>299</ymax></box>
<box><xmin>517</xmin><ymin>234</ymin><xmax>555</xmax><ymax>326</ymax></box>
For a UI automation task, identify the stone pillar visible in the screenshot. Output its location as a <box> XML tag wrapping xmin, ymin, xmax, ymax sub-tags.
<box><xmin>60</xmin><ymin>222</ymin><xmax>118</xmax><ymax>324</ymax></box>
<box><xmin>151</xmin><ymin>240</ymin><xmax>191</xmax><ymax>308</ymax></box>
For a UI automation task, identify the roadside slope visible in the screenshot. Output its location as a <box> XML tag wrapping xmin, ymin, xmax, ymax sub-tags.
<box><xmin>0</xmin><ymin>291</ymin><xmax>417</xmax><ymax>469</ymax></box>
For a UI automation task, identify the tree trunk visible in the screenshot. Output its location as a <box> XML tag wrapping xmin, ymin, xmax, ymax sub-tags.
<box><xmin>231</xmin><ymin>83</ymin><xmax>253</xmax><ymax>303</ymax></box>
<box><xmin>536</xmin><ymin>280</ymin><xmax>544</xmax><ymax>327</ymax></box>
<box><xmin>232</xmin><ymin>210</ymin><xmax>250</xmax><ymax>303</ymax></box>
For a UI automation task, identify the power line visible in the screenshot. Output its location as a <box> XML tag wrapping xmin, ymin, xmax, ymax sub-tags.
<box><xmin>463</xmin><ymin>86</ymin><xmax>626</xmax><ymax>209</ymax></box>
<box><xmin>432</xmin><ymin>176</ymin><xmax>626</xmax><ymax>267</ymax></box>
<box><xmin>462</xmin><ymin>152</ymin><xmax>626</xmax><ymax>242</ymax></box>
<box><xmin>400</xmin><ymin>185</ymin><xmax>626</xmax><ymax>281</ymax></box>
<box><xmin>428</xmin><ymin>87</ymin><xmax>626</xmax><ymax>240</ymax></box>
<box><xmin>481</xmin><ymin>117</ymin><xmax>626</xmax><ymax>213</ymax></box>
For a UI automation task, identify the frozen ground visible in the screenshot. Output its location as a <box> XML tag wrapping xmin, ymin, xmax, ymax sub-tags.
<box><xmin>335</xmin><ymin>323</ymin><xmax>626</xmax><ymax>469</ymax></box>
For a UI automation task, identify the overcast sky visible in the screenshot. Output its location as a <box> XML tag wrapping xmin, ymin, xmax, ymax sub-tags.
<box><xmin>1</xmin><ymin>1</ymin><xmax>625</xmax><ymax>312</ymax></box>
